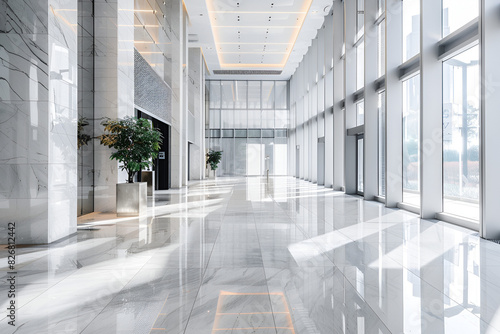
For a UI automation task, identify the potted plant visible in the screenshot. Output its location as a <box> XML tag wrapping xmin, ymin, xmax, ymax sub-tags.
<box><xmin>206</xmin><ymin>150</ymin><xmax>222</xmax><ymax>179</ymax></box>
<box><xmin>100</xmin><ymin>117</ymin><xmax>162</xmax><ymax>216</ymax></box>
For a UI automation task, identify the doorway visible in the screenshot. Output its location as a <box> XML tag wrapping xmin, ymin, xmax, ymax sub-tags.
<box><xmin>357</xmin><ymin>134</ymin><xmax>364</xmax><ymax>195</ymax></box>
<box><xmin>137</xmin><ymin>110</ymin><xmax>170</xmax><ymax>190</ymax></box>
<box><xmin>317</xmin><ymin>138</ymin><xmax>325</xmax><ymax>185</ymax></box>
<box><xmin>296</xmin><ymin>146</ymin><xmax>300</xmax><ymax>178</ymax></box>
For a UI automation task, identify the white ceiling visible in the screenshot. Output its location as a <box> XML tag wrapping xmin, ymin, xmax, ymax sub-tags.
<box><xmin>184</xmin><ymin>0</ymin><xmax>333</xmax><ymax>80</ymax></box>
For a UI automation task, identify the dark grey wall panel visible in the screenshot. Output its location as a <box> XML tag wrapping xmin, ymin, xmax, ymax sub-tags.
<box><xmin>134</xmin><ymin>49</ymin><xmax>172</xmax><ymax>123</ymax></box>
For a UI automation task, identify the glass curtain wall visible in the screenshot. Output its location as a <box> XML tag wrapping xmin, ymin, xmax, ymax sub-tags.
<box><xmin>288</xmin><ymin>0</ymin><xmax>482</xmax><ymax>228</ymax></box>
<box><xmin>207</xmin><ymin>80</ymin><xmax>288</xmax><ymax>176</ymax></box>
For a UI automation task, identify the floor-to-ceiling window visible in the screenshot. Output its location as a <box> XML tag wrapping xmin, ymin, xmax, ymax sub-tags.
<box><xmin>442</xmin><ymin>46</ymin><xmax>480</xmax><ymax>220</ymax></box>
<box><xmin>402</xmin><ymin>75</ymin><xmax>420</xmax><ymax>207</ymax></box>
<box><xmin>207</xmin><ymin>80</ymin><xmax>289</xmax><ymax>176</ymax></box>
<box><xmin>402</xmin><ymin>0</ymin><xmax>420</xmax><ymax>61</ymax></box>
<box><xmin>356</xmin><ymin>41</ymin><xmax>365</xmax><ymax>91</ymax></box>
<box><xmin>442</xmin><ymin>0</ymin><xmax>479</xmax><ymax>37</ymax></box>
<box><xmin>356</xmin><ymin>101</ymin><xmax>364</xmax><ymax>126</ymax></box>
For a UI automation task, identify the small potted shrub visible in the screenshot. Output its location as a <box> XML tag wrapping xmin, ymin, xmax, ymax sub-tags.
<box><xmin>206</xmin><ymin>150</ymin><xmax>222</xmax><ymax>179</ymax></box>
<box><xmin>100</xmin><ymin>117</ymin><xmax>162</xmax><ymax>216</ymax></box>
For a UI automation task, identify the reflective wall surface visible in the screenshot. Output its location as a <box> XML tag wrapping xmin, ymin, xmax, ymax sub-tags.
<box><xmin>0</xmin><ymin>0</ymin><xmax>78</xmax><ymax>243</ymax></box>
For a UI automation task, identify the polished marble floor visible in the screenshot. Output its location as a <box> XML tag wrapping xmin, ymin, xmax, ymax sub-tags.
<box><xmin>2</xmin><ymin>177</ymin><xmax>500</xmax><ymax>333</ymax></box>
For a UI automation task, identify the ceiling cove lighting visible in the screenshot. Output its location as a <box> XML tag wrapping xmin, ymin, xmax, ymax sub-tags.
<box><xmin>205</xmin><ymin>0</ymin><xmax>314</xmax><ymax>69</ymax></box>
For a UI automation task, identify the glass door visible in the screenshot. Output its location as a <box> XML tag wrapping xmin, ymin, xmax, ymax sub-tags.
<box><xmin>357</xmin><ymin>135</ymin><xmax>364</xmax><ymax>194</ymax></box>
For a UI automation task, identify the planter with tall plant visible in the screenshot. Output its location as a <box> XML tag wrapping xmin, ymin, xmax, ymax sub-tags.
<box><xmin>206</xmin><ymin>150</ymin><xmax>222</xmax><ymax>179</ymax></box>
<box><xmin>100</xmin><ymin>117</ymin><xmax>162</xmax><ymax>216</ymax></box>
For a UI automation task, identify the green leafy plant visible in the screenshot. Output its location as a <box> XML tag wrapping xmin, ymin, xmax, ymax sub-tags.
<box><xmin>99</xmin><ymin>117</ymin><xmax>163</xmax><ymax>183</ymax></box>
<box><xmin>206</xmin><ymin>150</ymin><xmax>222</xmax><ymax>171</ymax></box>
<box><xmin>78</xmin><ymin>117</ymin><xmax>92</xmax><ymax>149</ymax></box>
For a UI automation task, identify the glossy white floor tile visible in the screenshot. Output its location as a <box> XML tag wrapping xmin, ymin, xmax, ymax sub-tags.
<box><xmin>2</xmin><ymin>177</ymin><xmax>500</xmax><ymax>333</ymax></box>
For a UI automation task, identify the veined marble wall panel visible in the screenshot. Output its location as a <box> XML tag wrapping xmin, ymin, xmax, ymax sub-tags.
<box><xmin>0</xmin><ymin>101</ymin><xmax>50</xmax><ymax>165</ymax></box>
<box><xmin>0</xmin><ymin>33</ymin><xmax>49</xmax><ymax>102</ymax></box>
<box><xmin>93</xmin><ymin>0</ymin><xmax>135</xmax><ymax>212</ymax></box>
<box><xmin>0</xmin><ymin>0</ymin><xmax>78</xmax><ymax>244</ymax></box>
<box><xmin>0</xmin><ymin>1</ymin><xmax>49</xmax><ymax>35</ymax></box>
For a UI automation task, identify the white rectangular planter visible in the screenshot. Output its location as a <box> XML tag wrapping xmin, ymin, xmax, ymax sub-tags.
<box><xmin>207</xmin><ymin>165</ymin><xmax>217</xmax><ymax>179</ymax></box>
<box><xmin>141</xmin><ymin>171</ymin><xmax>155</xmax><ymax>196</ymax></box>
<box><xmin>116</xmin><ymin>182</ymin><xmax>147</xmax><ymax>217</ymax></box>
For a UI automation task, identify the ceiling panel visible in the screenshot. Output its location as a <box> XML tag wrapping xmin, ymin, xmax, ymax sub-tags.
<box><xmin>184</xmin><ymin>0</ymin><xmax>333</xmax><ymax>79</ymax></box>
<box><xmin>212</xmin><ymin>12</ymin><xmax>304</xmax><ymax>27</ymax></box>
<box><xmin>219</xmin><ymin>44</ymin><xmax>289</xmax><ymax>53</ymax></box>
<box><xmin>222</xmin><ymin>53</ymin><xmax>286</xmax><ymax>66</ymax></box>
<box><xmin>210</xmin><ymin>0</ymin><xmax>306</xmax><ymax>13</ymax></box>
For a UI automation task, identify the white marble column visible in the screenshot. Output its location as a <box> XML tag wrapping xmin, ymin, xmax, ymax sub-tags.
<box><xmin>169</xmin><ymin>0</ymin><xmax>186</xmax><ymax>189</ymax></box>
<box><xmin>188</xmin><ymin>47</ymin><xmax>206</xmax><ymax>181</ymax></box>
<box><xmin>92</xmin><ymin>0</ymin><xmax>135</xmax><ymax>212</ymax></box>
<box><xmin>0</xmin><ymin>0</ymin><xmax>78</xmax><ymax>244</ymax></box>
<box><xmin>182</xmin><ymin>9</ymin><xmax>189</xmax><ymax>186</ymax></box>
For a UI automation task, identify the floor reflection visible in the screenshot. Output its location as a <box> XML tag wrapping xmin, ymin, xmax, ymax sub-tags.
<box><xmin>212</xmin><ymin>291</ymin><xmax>295</xmax><ymax>334</ymax></box>
<box><xmin>1</xmin><ymin>177</ymin><xmax>500</xmax><ymax>333</ymax></box>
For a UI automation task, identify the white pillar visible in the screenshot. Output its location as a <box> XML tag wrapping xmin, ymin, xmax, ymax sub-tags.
<box><xmin>169</xmin><ymin>0</ymin><xmax>186</xmax><ymax>188</ymax></box>
<box><xmin>188</xmin><ymin>48</ymin><xmax>206</xmax><ymax>180</ymax></box>
<box><xmin>480</xmin><ymin>0</ymin><xmax>500</xmax><ymax>239</ymax></box>
<box><xmin>363</xmin><ymin>0</ymin><xmax>379</xmax><ymax>200</ymax></box>
<box><xmin>344</xmin><ymin>0</ymin><xmax>357</xmax><ymax>194</ymax></box>
<box><xmin>333</xmin><ymin>0</ymin><xmax>345</xmax><ymax>191</ymax></box>
<box><xmin>420</xmin><ymin>0</ymin><xmax>443</xmax><ymax>218</ymax></box>
<box><xmin>384</xmin><ymin>0</ymin><xmax>403</xmax><ymax>207</ymax></box>
<box><xmin>324</xmin><ymin>13</ymin><xmax>335</xmax><ymax>188</ymax></box>
<box><xmin>93</xmin><ymin>0</ymin><xmax>135</xmax><ymax>212</ymax></box>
